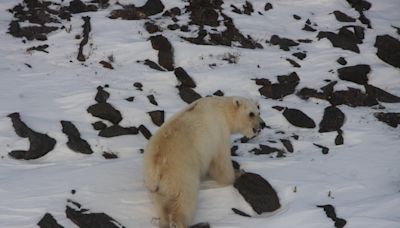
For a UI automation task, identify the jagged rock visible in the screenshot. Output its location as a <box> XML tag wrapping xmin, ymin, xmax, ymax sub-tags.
<box><xmin>148</xmin><ymin>110</ymin><xmax>165</xmax><ymax>126</ymax></box>
<box><xmin>99</xmin><ymin>125</ymin><xmax>138</xmax><ymax>137</ymax></box>
<box><xmin>282</xmin><ymin>108</ymin><xmax>316</xmax><ymax>128</ymax></box>
<box><xmin>280</xmin><ymin>139</ymin><xmax>294</xmax><ymax>152</ymax></box>
<box><xmin>174</xmin><ymin>67</ymin><xmax>196</xmax><ymax>88</ymax></box>
<box><xmin>317</xmin><ymin>27</ymin><xmax>362</xmax><ymax>53</ymax></box>
<box><xmin>374</xmin><ymin>35</ymin><xmax>400</xmax><ymax>68</ymax></box>
<box><xmin>150</xmin><ymin>35</ymin><xmax>174</xmax><ymax>71</ymax></box>
<box><xmin>190</xmin><ymin>223</ymin><xmax>210</xmax><ymax>228</ymax></box>
<box><xmin>330</xmin><ymin>88</ymin><xmax>378</xmax><ymax>107</ymax></box>
<box><xmin>77</xmin><ymin>16</ymin><xmax>91</xmax><ymax>62</ymax></box>
<box><xmin>95</xmin><ymin>86</ymin><xmax>110</xmax><ymax>103</ymax></box>
<box><xmin>317</xmin><ymin>204</ymin><xmax>347</xmax><ymax>228</ymax></box>
<box><xmin>138</xmin><ymin>125</ymin><xmax>152</xmax><ymax>139</ymax></box>
<box><xmin>177</xmin><ymin>86</ymin><xmax>202</xmax><ymax>104</ymax></box>
<box><xmin>337</xmin><ymin>57</ymin><xmax>347</xmax><ymax>65</ymax></box>
<box><xmin>102</xmin><ymin>152</ymin><xmax>118</xmax><ymax>159</ymax></box>
<box><xmin>313</xmin><ymin>143</ymin><xmax>329</xmax><ymax>154</ymax></box>
<box><xmin>144</xmin><ymin>21</ymin><xmax>161</xmax><ymax>34</ymax></box>
<box><xmin>269</xmin><ymin>35</ymin><xmax>299</xmax><ymax>51</ymax></box>
<box><xmin>109</xmin><ymin>0</ymin><xmax>164</xmax><ymax>20</ymax></box>
<box><xmin>333</xmin><ymin>10</ymin><xmax>356</xmax><ymax>22</ymax></box>
<box><xmin>92</xmin><ymin>121</ymin><xmax>107</xmax><ymax>131</ymax></box>
<box><xmin>234</xmin><ymin>172</ymin><xmax>280</xmax><ymax>214</ymax></box>
<box><xmin>8</xmin><ymin>112</ymin><xmax>56</xmax><ymax>160</ymax></box>
<box><xmin>264</xmin><ymin>3</ymin><xmax>273</xmax><ymax>11</ymax></box>
<box><xmin>337</xmin><ymin>64</ymin><xmax>370</xmax><ymax>85</ymax></box>
<box><xmin>147</xmin><ymin>94</ymin><xmax>158</xmax><ymax>106</ymax></box>
<box><xmin>374</xmin><ymin>112</ymin><xmax>400</xmax><ymax>128</ymax></box>
<box><xmin>365</xmin><ymin>84</ymin><xmax>400</xmax><ymax>103</ymax></box>
<box><xmin>319</xmin><ymin>106</ymin><xmax>346</xmax><ymax>133</ymax></box>
<box><xmin>61</xmin><ymin>121</ymin><xmax>93</xmax><ymax>154</ymax></box>
<box><xmin>232</xmin><ymin>208</ymin><xmax>251</xmax><ymax>217</ymax></box>
<box><xmin>292</xmin><ymin>52</ymin><xmax>307</xmax><ymax>60</ymax></box>
<box><xmin>251</xmin><ymin>144</ymin><xmax>283</xmax><ymax>155</ymax></box>
<box><xmin>286</xmin><ymin>58</ymin><xmax>301</xmax><ymax>68</ymax></box>
<box><xmin>99</xmin><ymin>61</ymin><xmax>113</xmax><ymax>69</ymax></box>
<box><xmin>255</xmin><ymin>72</ymin><xmax>300</xmax><ymax>100</ymax></box>
<box><xmin>37</xmin><ymin>213</ymin><xmax>64</xmax><ymax>228</ymax></box>
<box><xmin>87</xmin><ymin>103</ymin><xmax>122</xmax><ymax>124</ymax></box>
<box><xmin>335</xmin><ymin>130</ymin><xmax>344</xmax><ymax>145</ymax></box>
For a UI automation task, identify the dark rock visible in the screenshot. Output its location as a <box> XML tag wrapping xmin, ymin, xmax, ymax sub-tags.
<box><xmin>333</xmin><ymin>10</ymin><xmax>356</xmax><ymax>22</ymax></box>
<box><xmin>8</xmin><ymin>113</ymin><xmax>56</xmax><ymax>160</ymax></box>
<box><xmin>139</xmin><ymin>125</ymin><xmax>152</xmax><ymax>140</ymax></box>
<box><xmin>102</xmin><ymin>152</ymin><xmax>118</xmax><ymax>159</ymax></box>
<box><xmin>67</xmin><ymin>0</ymin><xmax>98</xmax><ymax>14</ymax></box>
<box><xmin>317</xmin><ymin>27</ymin><xmax>361</xmax><ymax>53</ymax></box>
<box><xmin>150</xmin><ymin>35</ymin><xmax>174</xmax><ymax>71</ymax></box>
<box><xmin>365</xmin><ymin>84</ymin><xmax>400</xmax><ymax>103</ymax></box>
<box><xmin>66</xmin><ymin>200</ymin><xmax>125</xmax><ymax>228</ymax></box>
<box><xmin>87</xmin><ymin>103</ymin><xmax>122</xmax><ymax>124</ymax></box>
<box><xmin>232</xmin><ymin>208</ymin><xmax>251</xmax><ymax>217</ymax></box>
<box><xmin>37</xmin><ymin>213</ymin><xmax>64</xmax><ymax>228</ymax></box>
<box><xmin>303</xmin><ymin>24</ymin><xmax>316</xmax><ymax>32</ymax></box>
<box><xmin>374</xmin><ymin>112</ymin><xmax>400</xmax><ymax>128</ymax></box>
<box><xmin>144</xmin><ymin>21</ymin><xmax>161</xmax><ymax>34</ymax></box>
<box><xmin>255</xmin><ymin>72</ymin><xmax>300</xmax><ymax>100</ymax></box>
<box><xmin>317</xmin><ymin>204</ymin><xmax>347</xmax><ymax>228</ymax></box>
<box><xmin>8</xmin><ymin>21</ymin><xmax>58</xmax><ymax>41</ymax></box>
<box><xmin>133</xmin><ymin>82</ymin><xmax>143</xmax><ymax>90</ymax></box>
<box><xmin>272</xmin><ymin>106</ymin><xmax>285</xmax><ymax>111</ymax></box>
<box><xmin>174</xmin><ymin>67</ymin><xmax>196</xmax><ymax>88</ymax></box>
<box><xmin>61</xmin><ymin>121</ymin><xmax>93</xmax><ymax>154</ymax></box>
<box><xmin>27</xmin><ymin>44</ymin><xmax>49</xmax><ymax>53</ymax></box>
<box><xmin>232</xmin><ymin>160</ymin><xmax>240</xmax><ymax>170</ymax></box>
<box><xmin>148</xmin><ymin>110</ymin><xmax>165</xmax><ymax>126</ymax></box>
<box><xmin>231</xmin><ymin>145</ymin><xmax>239</xmax><ymax>156</ymax></box>
<box><xmin>180</xmin><ymin>25</ymin><xmax>189</xmax><ymax>32</ymax></box>
<box><xmin>296</xmin><ymin>88</ymin><xmax>326</xmax><ymax>100</ymax></box>
<box><xmin>99</xmin><ymin>61</ymin><xmax>113</xmax><ymax>69</ymax></box>
<box><xmin>298</xmin><ymin>39</ymin><xmax>313</xmax><ymax>43</ymax></box>
<box><xmin>177</xmin><ymin>86</ymin><xmax>202</xmax><ymax>104</ymax></box>
<box><xmin>264</xmin><ymin>3</ymin><xmax>273</xmax><ymax>11</ymax></box>
<box><xmin>167</xmin><ymin>24</ymin><xmax>180</xmax><ymax>30</ymax></box>
<box><xmin>251</xmin><ymin>144</ymin><xmax>282</xmax><ymax>155</ymax></box>
<box><xmin>280</xmin><ymin>139</ymin><xmax>293</xmax><ymax>152</ymax></box>
<box><xmin>286</xmin><ymin>58</ymin><xmax>301</xmax><ymax>68</ymax></box>
<box><xmin>243</xmin><ymin>1</ymin><xmax>254</xmax><ymax>15</ymax></box>
<box><xmin>77</xmin><ymin>16</ymin><xmax>91</xmax><ymax>62</ymax></box>
<box><xmin>186</xmin><ymin>0</ymin><xmax>222</xmax><ymax>27</ymax></box>
<box><xmin>269</xmin><ymin>35</ymin><xmax>299</xmax><ymax>51</ymax></box>
<box><xmin>95</xmin><ymin>86</ymin><xmax>110</xmax><ymax>103</ymax></box>
<box><xmin>337</xmin><ymin>57</ymin><xmax>347</xmax><ymax>65</ymax></box>
<box><xmin>163</xmin><ymin>7</ymin><xmax>181</xmax><ymax>17</ymax></box>
<box><xmin>231</xmin><ymin>4</ymin><xmax>242</xmax><ymax>14</ymax></box>
<box><xmin>345</xmin><ymin>0</ymin><xmax>371</xmax><ymax>12</ymax></box>
<box><xmin>213</xmin><ymin>90</ymin><xmax>224</xmax><ymax>96</ymax></box>
<box><xmin>234</xmin><ymin>172</ymin><xmax>280</xmax><ymax>214</ymax></box>
<box><xmin>282</xmin><ymin>108</ymin><xmax>316</xmax><ymax>128</ymax></box>
<box><xmin>190</xmin><ymin>223</ymin><xmax>210</xmax><ymax>228</ymax></box>
<box><xmin>335</xmin><ymin>130</ymin><xmax>344</xmax><ymax>145</ymax></box>
<box><xmin>337</xmin><ymin>64</ymin><xmax>370</xmax><ymax>85</ymax></box>
<box><xmin>313</xmin><ymin>143</ymin><xmax>329</xmax><ymax>154</ymax></box>
<box><xmin>147</xmin><ymin>95</ymin><xmax>158</xmax><ymax>106</ymax></box>
<box><xmin>374</xmin><ymin>35</ymin><xmax>400</xmax><ymax>68</ymax></box>
<box><xmin>109</xmin><ymin>0</ymin><xmax>164</xmax><ymax>20</ymax></box>
<box><xmin>319</xmin><ymin>106</ymin><xmax>346</xmax><ymax>133</ymax></box>
<box><xmin>99</xmin><ymin>125</ymin><xmax>138</xmax><ymax>137</ymax></box>
<box><xmin>330</xmin><ymin>87</ymin><xmax>378</xmax><ymax>107</ymax></box>
<box><xmin>392</xmin><ymin>25</ymin><xmax>400</xmax><ymax>35</ymax></box>
<box><xmin>92</xmin><ymin>121</ymin><xmax>107</xmax><ymax>131</ymax></box>
<box><xmin>142</xmin><ymin>59</ymin><xmax>165</xmax><ymax>71</ymax></box>
<box><xmin>125</xmin><ymin>97</ymin><xmax>135</xmax><ymax>102</ymax></box>
<box><xmin>293</xmin><ymin>14</ymin><xmax>301</xmax><ymax>20</ymax></box>
<box><xmin>292</xmin><ymin>52</ymin><xmax>306</xmax><ymax>60</ymax></box>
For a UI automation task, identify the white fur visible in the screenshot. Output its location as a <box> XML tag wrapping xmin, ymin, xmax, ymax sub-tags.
<box><xmin>143</xmin><ymin>96</ymin><xmax>264</xmax><ymax>228</ymax></box>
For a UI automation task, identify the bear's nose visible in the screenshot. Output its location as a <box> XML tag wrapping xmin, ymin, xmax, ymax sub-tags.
<box><xmin>260</xmin><ymin>121</ymin><xmax>266</xmax><ymax>129</ymax></box>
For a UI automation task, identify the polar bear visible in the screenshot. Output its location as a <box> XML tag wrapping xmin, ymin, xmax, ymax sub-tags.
<box><xmin>143</xmin><ymin>96</ymin><xmax>265</xmax><ymax>228</ymax></box>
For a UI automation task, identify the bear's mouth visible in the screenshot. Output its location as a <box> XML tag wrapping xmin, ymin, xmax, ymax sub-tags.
<box><xmin>252</xmin><ymin>127</ymin><xmax>261</xmax><ymax>134</ymax></box>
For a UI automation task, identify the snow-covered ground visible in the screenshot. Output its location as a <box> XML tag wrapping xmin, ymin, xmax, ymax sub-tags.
<box><xmin>0</xmin><ymin>0</ymin><xmax>399</xmax><ymax>227</ymax></box>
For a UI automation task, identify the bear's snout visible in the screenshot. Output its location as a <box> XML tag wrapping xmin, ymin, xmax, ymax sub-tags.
<box><xmin>260</xmin><ymin>120</ymin><xmax>266</xmax><ymax>129</ymax></box>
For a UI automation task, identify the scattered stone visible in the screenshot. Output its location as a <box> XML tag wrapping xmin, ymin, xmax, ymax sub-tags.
<box><xmin>167</xmin><ymin>24</ymin><xmax>180</xmax><ymax>30</ymax></box>
<box><xmin>392</xmin><ymin>25</ymin><xmax>400</xmax><ymax>35</ymax></box>
<box><xmin>144</xmin><ymin>21</ymin><xmax>161</xmax><ymax>34</ymax></box>
<box><xmin>337</xmin><ymin>64</ymin><xmax>370</xmax><ymax>85</ymax></box>
<box><xmin>313</xmin><ymin>143</ymin><xmax>329</xmax><ymax>154</ymax></box>
<box><xmin>269</xmin><ymin>35</ymin><xmax>299</xmax><ymax>51</ymax></box>
<box><xmin>330</xmin><ymin>88</ymin><xmax>377</xmax><ymax>107</ymax></box>
<box><xmin>95</xmin><ymin>86</ymin><xmax>110</xmax><ymax>103</ymax></box>
<box><xmin>177</xmin><ymin>85</ymin><xmax>202</xmax><ymax>104</ymax></box>
<box><xmin>66</xmin><ymin>200</ymin><xmax>125</xmax><ymax>228</ymax></box>
<box><xmin>374</xmin><ymin>112</ymin><xmax>400</xmax><ymax>128</ymax></box>
<box><xmin>8</xmin><ymin>21</ymin><xmax>57</xmax><ymax>41</ymax></box>
<box><xmin>109</xmin><ymin>0</ymin><xmax>164</xmax><ymax>20</ymax></box>
<box><xmin>272</xmin><ymin>106</ymin><xmax>285</xmax><ymax>111</ymax></box>
<box><xmin>333</xmin><ymin>10</ymin><xmax>356</xmax><ymax>22</ymax></box>
<box><xmin>147</xmin><ymin>94</ymin><xmax>158</xmax><ymax>106</ymax></box>
<box><xmin>286</xmin><ymin>58</ymin><xmax>301</xmax><ymax>68</ymax></box>
<box><xmin>337</xmin><ymin>57</ymin><xmax>347</xmax><ymax>65</ymax></box>
<box><xmin>67</xmin><ymin>0</ymin><xmax>98</xmax><ymax>14</ymax></box>
<box><xmin>8</xmin><ymin>112</ymin><xmax>56</xmax><ymax>160</ymax></box>
<box><xmin>163</xmin><ymin>7</ymin><xmax>181</xmax><ymax>17</ymax></box>
<box><xmin>335</xmin><ymin>130</ymin><xmax>344</xmax><ymax>145</ymax></box>
<box><xmin>142</xmin><ymin>59</ymin><xmax>165</xmax><ymax>71</ymax></box>
<box><xmin>150</xmin><ymin>35</ymin><xmax>174</xmax><ymax>71</ymax></box>
<box><xmin>102</xmin><ymin>151</ymin><xmax>118</xmax><ymax>159</ymax></box>
<box><xmin>251</xmin><ymin>144</ymin><xmax>282</xmax><ymax>155</ymax></box>
<box><xmin>319</xmin><ymin>106</ymin><xmax>346</xmax><ymax>133</ymax></box>
<box><xmin>232</xmin><ymin>160</ymin><xmax>240</xmax><ymax>170</ymax></box>
<box><xmin>37</xmin><ymin>213</ymin><xmax>64</xmax><ymax>228</ymax></box>
<box><xmin>234</xmin><ymin>172</ymin><xmax>281</xmax><ymax>214</ymax></box>
<box><xmin>317</xmin><ymin>204</ymin><xmax>347</xmax><ymax>228</ymax></box>
<box><xmin>254</xmin><ymin>72</ymin><xmax>300</xmax><ymax>100</ymax></box>
<box><xmin>190</xmin><ymin>223</ymin><xmax>210</xmax><ymax>228</ymax></box>
<box><xmin>213</xmin><ymin>90</ymin><xmax>224</xmax><ymax>96</ymax></box>
<box><xmin>71</xmin><ymin>189</ymin><xmax>76</xmax><ymax>194</ymax></box>
<box><xmin>243</xmin><ymin>1</ymin><xmax>254</xmax><ymax>15</ymax></box>
<box><xmin>61</xmin><ymin>121</ymin><xmax>93</xmax><ymax>154</ymax></box>
<box><xmin>317</xmin><ymin>27</ymin><xmax>362</xmax><ymax>53</ymax></box>
<box><xmin>298</xmin><ymin>39</ymin><xmax>313</xmax><ymax>43</ymax></box>
<box><xmin>365</xmin><ymin>84</ymin><xmax>400</xmax><ymax>103</ymax></box>
<box><xmin>77</xmin><ymin>16</ymin><xmax>91</xmax><ymax>62</ymax></box>
<box><xmin>174</xmin><ymin>67</ymin><xmax>196</xmax><ymax>88</ymax></box>
<box><xmin>232</xmin><ymin>208</ymin><xmax>251</xmax><ymax>217</ymax></box>
<box><xmin>292</xmin><ymin>52</ymin><xmax>306</xmax><ymax>60</ymax></box>
<box><xmin>27</xmin><ymin>44</ymin><xmax>49</xmax><ymax>53</ymax></box>
<box><xmin>280</xmin><ymin>139</ymin><xmax>294</xmax><ymax>152</ymax></box>
<box><xmin>293</xmin><ymin>14</ymin><xmax>301</xmax><ymax>20</ymax></box>
<box><xmin>87</xmin><ymin>103</ymin><xmax>123</xmax><ymax>125</ymax></box>
<box><xmin>92</xmin><ymin>121</ymin><xmax>107</xmax><ymax>131</ymax></box>
<box><xmin>148</xmin><ymin>110</ymin><xmax>164</xmax><ymax>126</ymax></box>
<box><xmin>374</xmin><ymin>35</ymin><xmax>400</xmax><ymax>68</ymax></box>
<box><xmin>133</xmin><ymin>82</ymin><xmax>143</xmax><ymax>91</ymax></box>
<box><xmin>303</xmin><ymin>24</ymin><xmax>317</xmax><ymax>32</ymax></box>
<box><xmin>125</xmin><ymin>97</ymin><xmax>135</xmax><ymax>102</ymax></box>
<box><xmin>99</xmin><ymin>125</ymin><xmax>138</xmax><ymax>137</ymax></box>
<box><xmin>138</xmin><ymin>125</ymin><xmax>152</xmax><ymax>139</ymax></box>
<box><xmin>264</xmin><ymin>3</ymin><xmax>273</xmax><ymax>11</ymax></box>
<box><xmin>25</xmin><ymin>63</ymin><xmax>32</xmax><ymax>68</ymax></box>
<box><xmin>231</xmin><ymin>145</ymin><xmax>239</xmax><ymax>156</ymax></box>
<box><xmin>282</xmin><ymin>108</ymin><xmax>316</xmax><ymax>128</ymax></box>
<box><xmin>99</xmin><ymin>60</ymin><xmax>113</xmax><ymax>69</ymax></box>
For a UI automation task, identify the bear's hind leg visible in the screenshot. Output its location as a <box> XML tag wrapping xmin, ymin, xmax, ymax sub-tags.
<box><xmin>167</xmin><ymin>183</ymin><xmax>199</xmax><ymax>228</ymax></box>
<box><xmin>151</xmin><ymin>193</ymin><xmax>169</xmax><ymax>228</ymax></box>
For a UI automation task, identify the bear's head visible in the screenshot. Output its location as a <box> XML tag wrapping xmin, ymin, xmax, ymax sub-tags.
<box><xmin>232</xmin><ymin>97</ymin><xmax>266</xmax><ymax>138</ymax></box>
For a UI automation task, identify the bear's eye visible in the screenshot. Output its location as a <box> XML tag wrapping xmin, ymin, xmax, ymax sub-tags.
<box><xmin>249</xmin><ymin>112</ymin><xmax>255</xmax><ymax>118</ymax></box>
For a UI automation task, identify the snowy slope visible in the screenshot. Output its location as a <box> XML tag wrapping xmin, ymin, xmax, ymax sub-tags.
<box><xmin>0</xmin><ymin>0</ymin><xmax>400</xmax><ymax>227</ymax></box>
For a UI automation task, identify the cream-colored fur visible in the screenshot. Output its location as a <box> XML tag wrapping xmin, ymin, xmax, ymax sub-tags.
<box><xmin>143</xmin><ymin>96</ymin><xmax>265</xmax><ymax>228</ymax></box>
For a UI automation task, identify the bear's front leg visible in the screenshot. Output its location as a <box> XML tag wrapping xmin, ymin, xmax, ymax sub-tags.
<box><xmin>208</xmin><ymin>146</ymin><xmax>235</xmax><ymax>186</ymax></box>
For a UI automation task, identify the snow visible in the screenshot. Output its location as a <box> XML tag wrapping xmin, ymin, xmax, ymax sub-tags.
<box><xmin>0</xmin><ymin>0</ymin><xmax>400</xmax><ymax>227</ymax></box>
